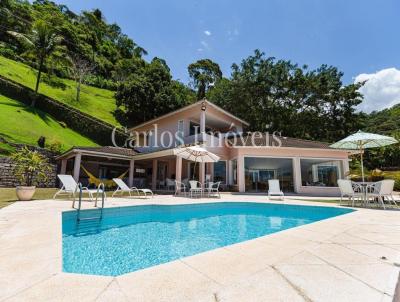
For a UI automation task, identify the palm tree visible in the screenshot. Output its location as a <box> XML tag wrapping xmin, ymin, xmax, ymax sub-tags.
<box><xmin>8</xmin><ymin>19</ymin><xmax>62</xmax><ymax>102</ymax></box>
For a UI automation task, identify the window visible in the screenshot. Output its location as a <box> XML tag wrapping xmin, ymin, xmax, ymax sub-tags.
<box><xmin>177</xmin><ymin>120</ymin><xmax>184</xmax><ymax>143</ymax></box>
<box><xmin>244</xmin><ymin>157</ymin><xmax>293</xmax><ymax>192</ymax></box>
<box><xmin>214</xmin><ymin>161</ymin><xmax>227</xmax><ymax>184</ymax></box>
<box><xmin>189</xmin><ymin>121</ymin><xmax>200</xmax><ymax>136</ymax></box>
<box><xmin>300</xmin><ymin>159</ymin><xmax>342</xmax><ymax>187</ymax></box>
<box><xmin>145</xmin><ymin>132</ymin><xmax>151</xmax><ymax>147</ymax></box>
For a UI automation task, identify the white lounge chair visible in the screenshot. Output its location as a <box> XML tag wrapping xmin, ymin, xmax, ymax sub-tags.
<box><xmin>189</xmin><ymin>180</ymin><xmax>203</xmax><ymax>198</ymax></box>
<box><xmin>175</xmin><ymin>180</ymin><xmax>187</xmax><ymax>196</ymax></box>
<box><xmin>337</xmin><ymin>179</ymin><xmax>363</xmax><ymax>206</ymax></box>
<box><xmin>112</xmin><ymin>178</ymin><xmax>153</xmax><ymax>198</ymax></box>
<box><xmin>53</xmin><ymin>174</ymin><xmax>106</xmax><ymax>208</ymax></box>
<box><xmin>367</xmin><ymin>180</ymin><xmax>397</xmax><ymax>209</ymax></box>
<box><xmin>268</xmin><ymin>179</ymin><xmax>284</xmax><ymax>200</ymax></box>
<box><xmin>205</xmin><ymin>181</ymin><xmax>221</xmax><ymax>198</ymax></box>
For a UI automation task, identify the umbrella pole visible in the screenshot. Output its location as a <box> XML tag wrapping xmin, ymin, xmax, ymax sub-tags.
<box><xmin>360</xmin><ymin>146</ymin><xmax>365</xmax><ymax>182</ymax></box>
<box><xmin>192</xmin><ymin>158</ymin><xmax>198</xmax><ymax>180</ymax></box>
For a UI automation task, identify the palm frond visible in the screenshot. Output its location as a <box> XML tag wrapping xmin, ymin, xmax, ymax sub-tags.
<box><xmin>7</xmin><ymin>31</ymin><xmax>34</xmax><ymax>47</ymax></box>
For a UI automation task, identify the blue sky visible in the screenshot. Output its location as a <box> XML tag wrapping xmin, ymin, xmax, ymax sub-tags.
<box><xmin>55</xmin><ymin>0</ymin><xmax>400</xmax><ymax>111</ymax></box>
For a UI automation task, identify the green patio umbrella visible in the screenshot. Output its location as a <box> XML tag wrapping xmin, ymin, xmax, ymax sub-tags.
<box><xmin>330</xmin><ymin>130</ymin><xmax>398</xmax><ymax>181</ymax></box>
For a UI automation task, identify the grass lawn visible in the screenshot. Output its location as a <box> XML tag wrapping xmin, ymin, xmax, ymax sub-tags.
<box><xmin>0</xmin><ymin>188</ymin><xmax>58</xmax><ymax>208</ymax></box>
<box><xmin>0</xmin><ymin>94</ymin><xmax>98</xmax><ymax>152</ymax></box>
<box><xmin>0</xmin><ymin>55</ymin><xmax>120</xmax><ymax>126</ymax></box>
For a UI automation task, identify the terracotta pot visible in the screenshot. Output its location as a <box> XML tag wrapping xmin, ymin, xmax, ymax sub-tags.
<box><xmin>16</xmin><ymin>186</ymin><xmax>36</xmax><ymax>201</ymax></box>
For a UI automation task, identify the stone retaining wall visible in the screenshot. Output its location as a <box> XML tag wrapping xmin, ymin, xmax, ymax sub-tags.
<box><xmin>0</xmin><ymin>140</ymin><xmax>58</xmax><ymax>188</ymax></box>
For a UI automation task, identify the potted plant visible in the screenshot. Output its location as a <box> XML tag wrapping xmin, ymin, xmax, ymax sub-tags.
<box><xmin>11</xmin><ymin>147</ymin><xmax>52</xmax><ymax>201</ymax></box>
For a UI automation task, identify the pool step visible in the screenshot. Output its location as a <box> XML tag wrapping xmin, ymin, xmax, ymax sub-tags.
<box><xmin>73</xmin><ymin>218</ymin><xmax>103</xmax><ymax>236</ymax></box>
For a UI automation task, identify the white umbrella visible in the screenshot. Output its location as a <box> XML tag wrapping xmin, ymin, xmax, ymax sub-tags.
<box><xmin>330</xmin><ymin>130</ymin><xmax>398</xmax><ymax>181</ymax></box>
<box><xmin>173</xmin><ymin>146</ymin><xmax>220</xmax><ymax>179</ymax></box>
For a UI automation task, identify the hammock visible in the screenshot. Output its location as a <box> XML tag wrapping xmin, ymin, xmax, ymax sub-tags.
<box><xmin>81</xmin><ymin>165</ymin><xmax>129</xmax><ymax>188</ymax></box>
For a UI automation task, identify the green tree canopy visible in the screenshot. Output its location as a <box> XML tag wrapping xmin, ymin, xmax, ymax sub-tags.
<box><xmin>115</xmin><ymin>58</ymin><xmax>195</xmax><ymax>126</ymax></box>
<box><xmin>208</xmin><ymin>50</ymin><xmax>364</xmax><ymax>142</ymax></box>
<box><xmin>188</xmin><ymin>59</ymin><xmax>222</xmax><ymax>99</ymax></box>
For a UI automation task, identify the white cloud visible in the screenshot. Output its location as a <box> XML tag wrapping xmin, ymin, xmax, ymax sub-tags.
<box><xmin>200</xmin><ymin>40</ymin><xmax>210</xmax><ymax>50</ymax></box>
<box><xmin>197</xmin><ymin>48</ymin><xmax>203</xmax><ymax>52</ymax></box>
<box><xmin>355</xmin><ymin>68</ymin><xmax>400</xmax><ymax>113</ymax></box>
<box><xmin>204</xmin><ymin>30</ymin><xmax>211</xmax><ymax>36</ymax></box>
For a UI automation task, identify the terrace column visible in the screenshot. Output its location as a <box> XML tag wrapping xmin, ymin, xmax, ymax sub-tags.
<box><xmin>208</xmin><ymin>162</ymin><xmax>214</xmax><ymax>182</ymax></box>
<box><xmin>60</xmin><ymin>159</ymin><xmax>67</xmax><ymax>174</ymax></box>
<box><xmin>228</xmin><ymin>160</ymin><xmax>233</xmax><ymax>185</ymax></box>
<box><xmin>343</xmin><ymin>159</ymin><xmax>350</xmax><ymax>179</ymax></box>
<box><xmin>128</xmin><ymin>159</ymin><xmax>135</xmax><ymax>187</ymax></box>
<box><xmin>200</xmin><ymin>109</ymin><xmax>206</xmax><ymax>134</ymax></box>
<box><xmin>237</xmin><ymin>155</ymin><xmax>245</xmax><ymax>192</ymax></box>
<box><xmin>73</xmin><ymin>153</ymin><xmax>81</xmax><ymax>182</ymax></box>
<box><xmin>152</xmin><ymin>159</ymin><xmax>158</xmax><ymax>190</ymax></box>
<box><xmin>175</xmin><ymin>156</ymin><xmax>182</xmax><ymax>192</ymax></box>
<box><xmin>199</xmin><ymin>162</ymin><xmax>205</xmax><ymax>187</ymax></box>
<box><xmin>292</xmin><ymin>157</ymin><xmax>301</xmax><ymax>193</ymax></box>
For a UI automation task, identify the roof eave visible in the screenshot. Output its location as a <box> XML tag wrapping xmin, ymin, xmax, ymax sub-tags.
<box><xmin>129</xmin><ymin>99</ymin><xmax>249</xmax><ymax>131</ymax></box>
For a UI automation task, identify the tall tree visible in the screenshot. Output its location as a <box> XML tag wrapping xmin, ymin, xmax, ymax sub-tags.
<box><xmin>115</xmin><ymin>58</ymin><xmax>195</xmax><ymax>126</ymax></box>
<box><xmin>8</xmin><ymin>19</ymin><xmax>62</xmax><ymax>99</ymax></box>
<box><xmin>68</xmin><ymin>55</ymin><xmax>94</xmax><ymax>102</ymax></box>
<box><xmin>208</xmin><ymin>50</ymin><xmax>363</xmax><ymax>142</ymax></box>
<box><xmin>188</xmin><ymin>59</ymin><xmax>222</xmax><ymax>99</ymax></box>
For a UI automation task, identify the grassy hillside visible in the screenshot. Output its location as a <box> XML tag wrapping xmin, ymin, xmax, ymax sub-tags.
<box><xmin>0</xmin><ymin>94</ymin><xmax>97</xmax><ymax>152</ymax></box>
<box><xmin>0</xmin><ymin>56</ymin><xmax>120</xmax><ymax>126</ymax></box>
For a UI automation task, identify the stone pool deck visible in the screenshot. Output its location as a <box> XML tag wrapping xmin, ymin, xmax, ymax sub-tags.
<box><xmin>0</xmin><ymin>194</ymin><xmax>399</xmax><ymax>302</ymax></box>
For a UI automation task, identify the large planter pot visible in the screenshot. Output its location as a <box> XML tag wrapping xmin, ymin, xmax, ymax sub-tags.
<box><xmin>16</xmin><ymin>186</ymin><xmax>36</xmax><ymax>201</ymax></box>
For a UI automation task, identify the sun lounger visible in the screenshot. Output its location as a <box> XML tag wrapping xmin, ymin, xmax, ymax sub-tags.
<box><xmin>53</xmin><ymin>174</ymin><xmax>106</xmax><ymax>208</ymax></box>
<box><xmin>112</xmin><ymin>178</ymin><xmax>153</xmax><ymax>198</ymax></box>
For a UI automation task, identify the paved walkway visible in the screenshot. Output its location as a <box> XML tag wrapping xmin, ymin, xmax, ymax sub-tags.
<box><xmin>0</xmin><ymin>195</ymin><xmax>399</xmax><ymax>302</ymax></box>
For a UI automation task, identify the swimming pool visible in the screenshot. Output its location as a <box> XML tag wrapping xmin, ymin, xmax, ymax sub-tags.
<box><xmin>62</xmin><ymin>202</ymin><xmax>353</xmax><ymax>276</ymax></box>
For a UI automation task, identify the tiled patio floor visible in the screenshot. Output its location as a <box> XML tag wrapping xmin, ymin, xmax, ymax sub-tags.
<box><xmin>0</xmin><ymin>194</ymin><xmax>399</xmax><ymax>302</ymax></box>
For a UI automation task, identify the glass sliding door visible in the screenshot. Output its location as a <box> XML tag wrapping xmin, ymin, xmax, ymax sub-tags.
<box><xmin>244</xmin><ymin>157</ymin><xmax>294</xmax><ymax>192</ymax></box>
<box><xmin>300</xmin><ymin>159</ymin><xmax>342</xmax><ymax>187</ymax></box>
<box><xmin>213</xmin><ymin>161</ymin><xmax>227</xmax><ymax>184</ymax></box>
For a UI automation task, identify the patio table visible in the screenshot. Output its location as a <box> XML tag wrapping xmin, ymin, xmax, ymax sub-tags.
<box><xmin>353</xmin><ymin>181</ymin><xmax>376</xmax><ymax>206</ymax></box>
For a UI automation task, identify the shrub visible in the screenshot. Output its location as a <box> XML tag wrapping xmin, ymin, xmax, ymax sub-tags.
<box><xmin>0</xmin><ymin>44</ymin><xmax>17</xmax><ymax>60</ymax></box>
<box><xmin>41</xmin><ymin>74</ymin><xmax>67</xmax><ymax>90</ymax></box>
<box><xmin>37</xmin><ymin>136</ymin><xmax>46</xmax><ymax>148</ymax></box>
<box><xmin>11</xmin><ymin>147</ymin><xmax>53</xmax><ymax>186</ymax></box>
<box><xmin>46</xmin><ymin>140</ymin><xmax>63</xmax><ymax>154</ymax></box>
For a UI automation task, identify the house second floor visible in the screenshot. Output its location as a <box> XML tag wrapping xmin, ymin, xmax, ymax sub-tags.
<box><xmin>128</xmin><ymin>100</ymin><xmax>249</xmax><ymax>149</ymax></box>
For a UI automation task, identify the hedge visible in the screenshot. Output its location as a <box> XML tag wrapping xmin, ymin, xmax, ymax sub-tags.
<box><xmin>0</xmin><ymin>76</ymin><xmax>128</xmax><ymax>146</ymax></box>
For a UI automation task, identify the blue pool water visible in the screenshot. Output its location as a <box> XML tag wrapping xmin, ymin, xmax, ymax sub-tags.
<box><xmin>62</xmin><ymin>202</ymin><xmax>353</xmax><ymax>276</ymax></box>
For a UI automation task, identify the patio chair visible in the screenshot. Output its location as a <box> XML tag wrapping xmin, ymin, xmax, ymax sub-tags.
<box><xmin>175</xmin><ymin>180</ymin><xmax>187</xmax><ymax>196</ymax></box>
<box><xmin>53</xmin><ymin>174</ymin><xmax>106</xmax><ymax>208</ymax></box>
<box><xmin>337</xmin><ymin>179</ymin><xmax>363</xmax><ymax>207</ymax></box>
<box><xmin>205</xmin><ymin>181</ymin><xmax>221</xmax><ymax>198</ymax></box>
<box><xmin>189</xmin><ymin>180</ymin><xmax>203</xmax><ymax>198</ymax></box>
<box><xmin>268</xmin><ymin>179</ymin><xmax>284</xmax><ymax>200</ymax></box>
<box><xmin>112</xmin><ymin>178</ymin><xmax>153</xmax><ymax>198</ymax></box>
<box><xmin>166</xmin><ymin>178</ymin><xmax>175</xmax><ymax>191</ymax></box>
<box><xmin>367</xmin><ymin>180</ymin><xmax>397</xmax><ymax>210</ymax></box>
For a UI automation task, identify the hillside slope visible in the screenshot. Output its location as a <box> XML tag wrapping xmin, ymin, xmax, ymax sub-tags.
<box><xmin>0</xmin><ymin>94</ymin><xmax>97</xmax><ymax>153</ymax></box>
<box><xmin>0</xmin><ymin>56</ymin><xmax>120</xmax><ymax>126</ymax></box>
<box><xmin>364</xmin><ymin>103</ymin><xmax>400</xmax><ymax>135</ymax></box>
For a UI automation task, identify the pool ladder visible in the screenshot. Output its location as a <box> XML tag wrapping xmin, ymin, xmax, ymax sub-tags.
<box><xmin>76</xmin><ymin>183</ymin><xmax>105</xmax><ymax>222</ymax></box>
